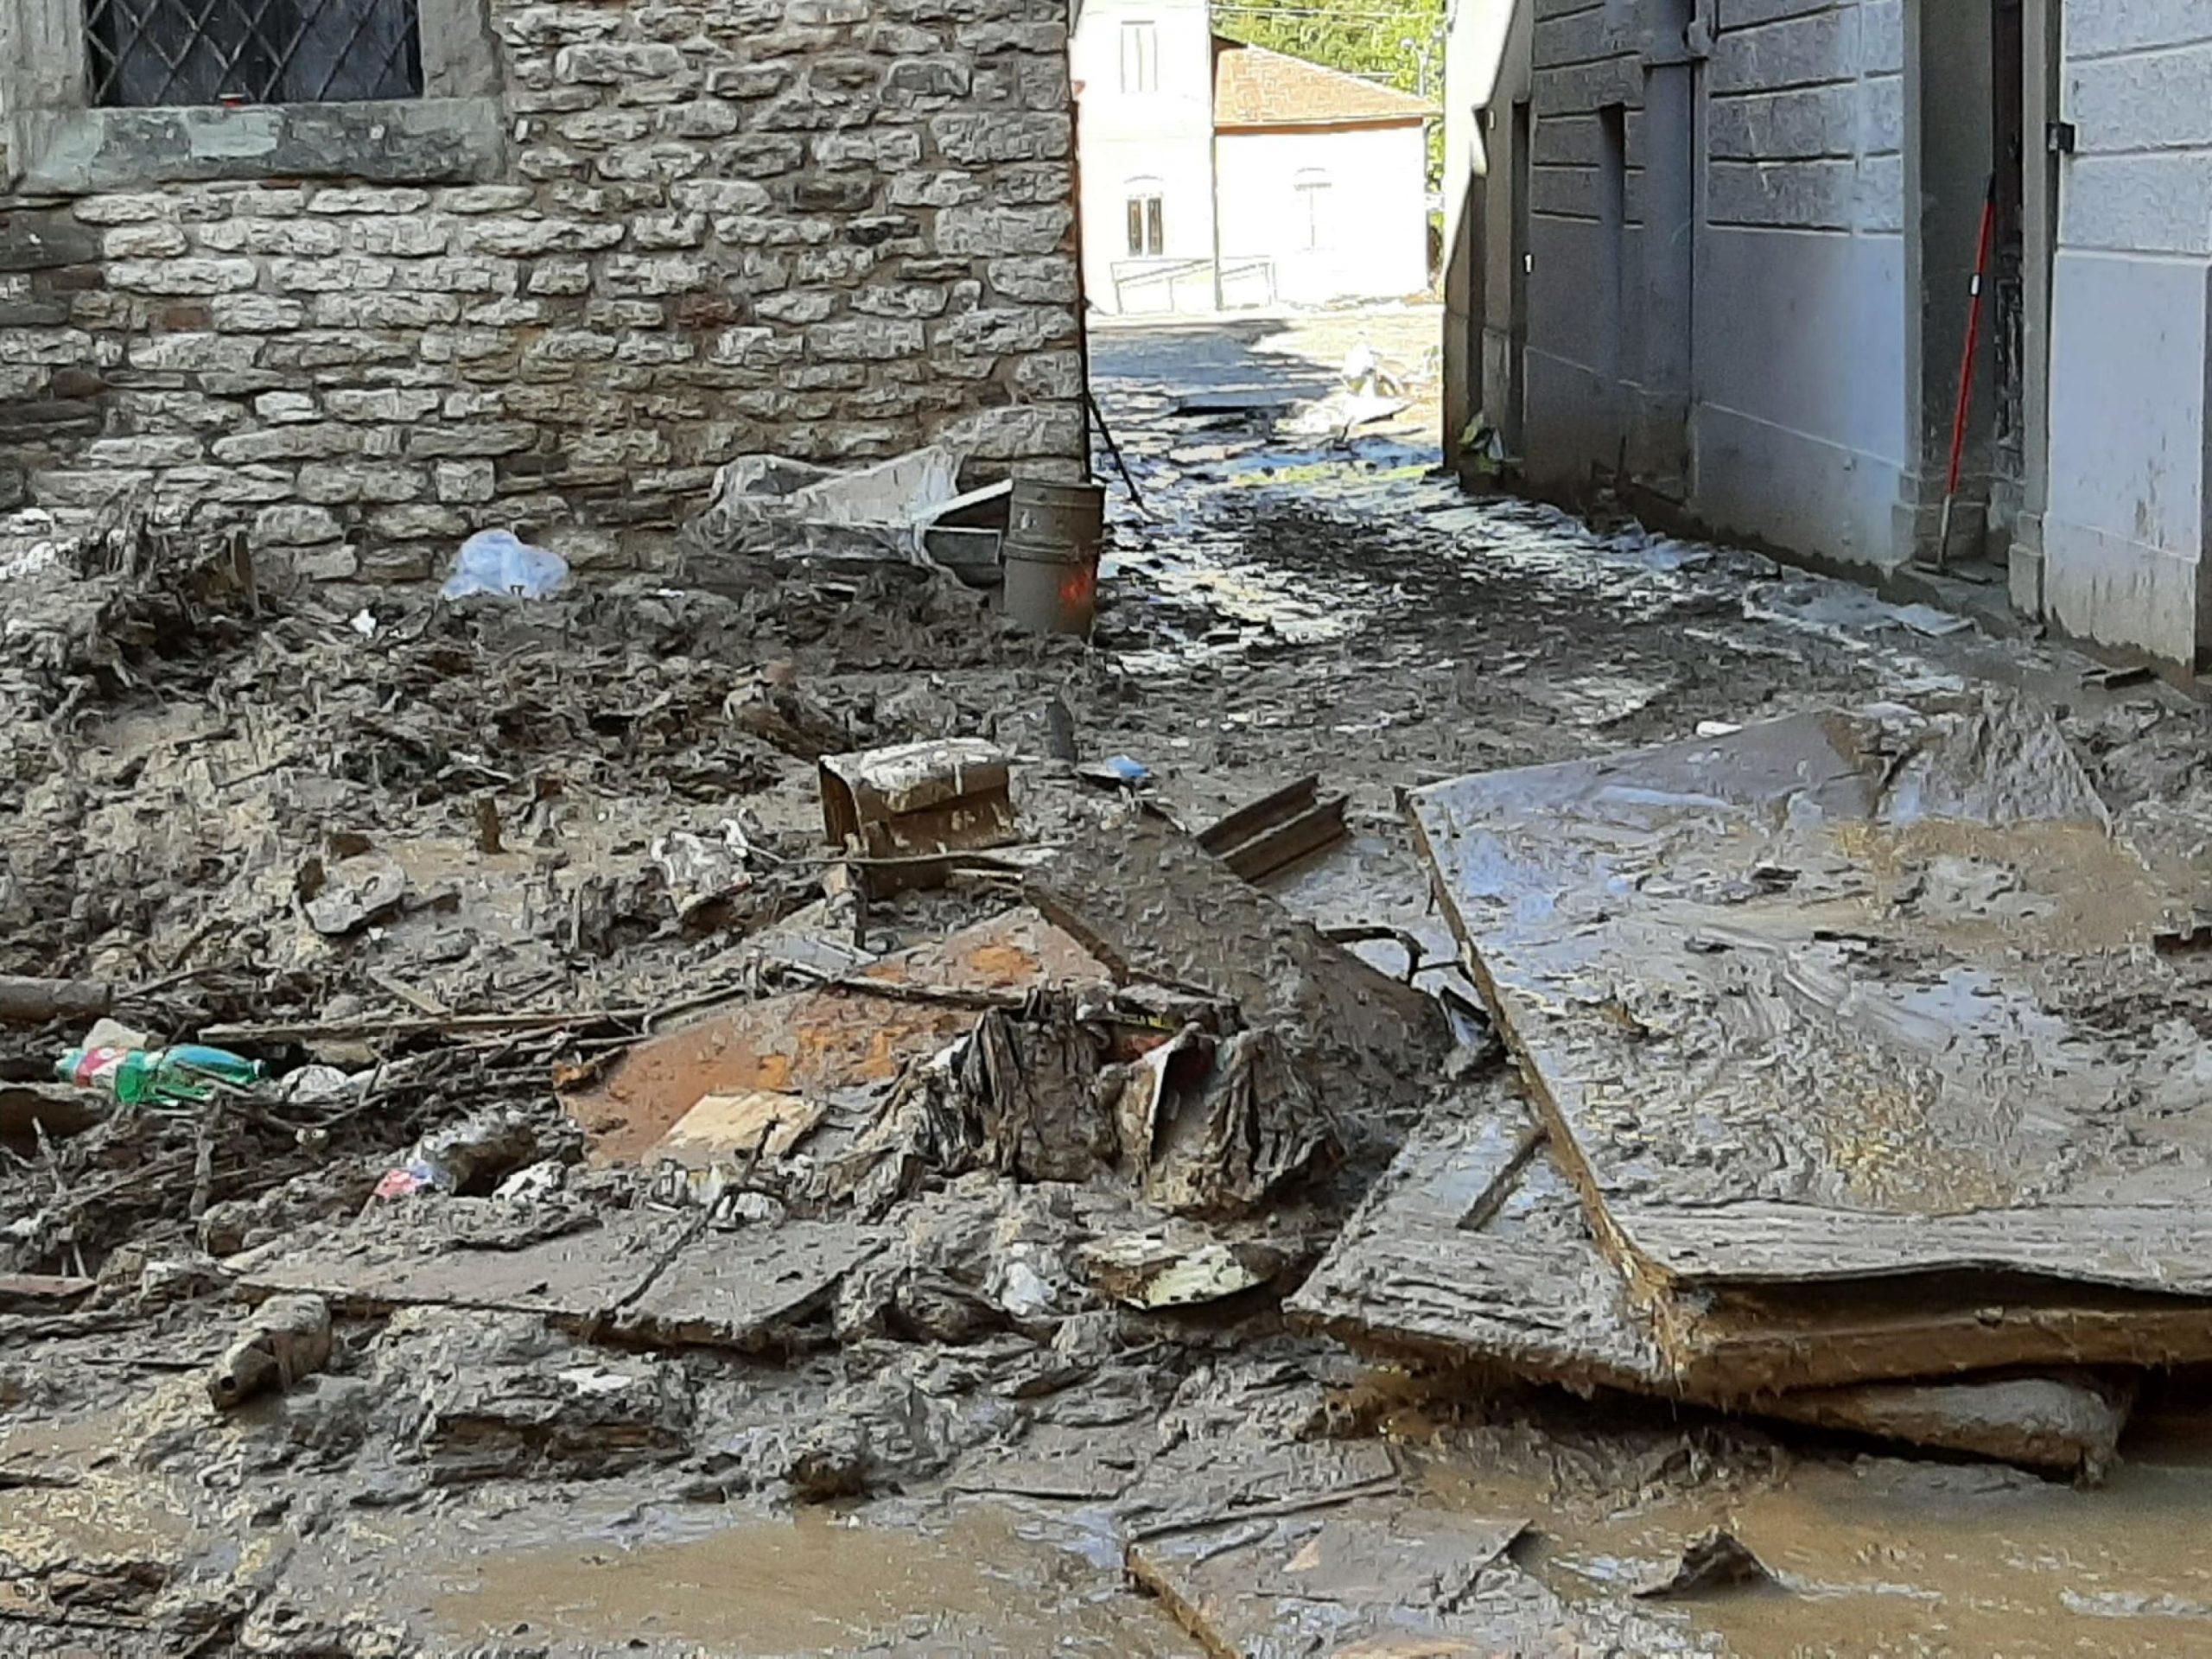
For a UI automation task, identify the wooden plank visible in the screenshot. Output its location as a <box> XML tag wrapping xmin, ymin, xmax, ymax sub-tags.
<box><xmin>235</xmin><ymin>1209</ymin><xmax>682</xmax><ymax>1322</ymax></box>
<box><xmin>1289</xmin><ymin>1080</ymin><xmax>2150</xmax><ymax>1471</ymax></box>
<box><xmin>613</xmin><ymin>1221</ymin><xmax>888</xmax><ymax>1352</ymax></box>
<box><xmin>1222</xmin><ymin>795</ymin><xmax>1350</xmax><ymax>884</ymax></box>
<box><xmin>1408</xmin><ymin>700</ymin><xmax>2212</xmax><ymax>1303</ymax></box>
<box><xmin>1197</xmin><ymin>775</ymin><xmax>1319</xmax><ymax>855</ymax></box>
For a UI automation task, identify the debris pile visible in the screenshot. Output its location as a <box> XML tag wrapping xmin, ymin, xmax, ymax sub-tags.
<box><xmin>1298</xmin><ymin>695</ymin><xmax>2212</xmax><ymax>1484</ymax></box>
<box><xmin>13</xmin><ymin>426</ymin><xmax>2212</xmax><ymax>1656</ymax></box>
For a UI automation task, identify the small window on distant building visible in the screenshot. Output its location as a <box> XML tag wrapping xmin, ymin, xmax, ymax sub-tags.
<box><xmin>1294</xmin><ymin>168</ymin><xmax>1332</xmax><ymax>251</ymax></box>
<box><xmin>1119</xmin><ymin>21</ymin><xmax>1159</xmax><ymax>93</ymax></box>
<box><xmin>84</xmin><ymin>0</ymin><xmax>425</xmax><ymax>109</ymax></box>
<box><xmin>1126</xmin><ymin>182</ymin><xmax>1165</xmax><ymax>256</ymax></box>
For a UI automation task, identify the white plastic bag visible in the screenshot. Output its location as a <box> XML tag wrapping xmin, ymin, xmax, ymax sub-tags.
<box><xmin>441</xmin><ymin>530</ymin><xmax>569</xmax><ymax>601</ymax></box>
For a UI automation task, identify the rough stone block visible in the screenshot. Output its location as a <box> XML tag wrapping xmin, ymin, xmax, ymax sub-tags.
<box><xmin>356</xmin><ymin>219</ymin><xmax>456</xmax><ymax>257</ymax></box>
<box><xmin>212</xmin><ymin>295</ymin><xmax>308</xmax><ymax>332</ymax></box>
<box><xmin>306</xmin><ymin>188</ymin><xmax>432</xmax><ymax>215</ymax></box>
<box><xmin>102</xmin><ymin>224</ymin><xmax>192</xmax><ymax>260</ymax></box>
<box><xmin>986</xmin><ymin>254</ymin><xmax>1077</xmax><ymax>305</ymax></box>
<box><xmin>406</xmin><ymin>423</ymin><xmax>540</xmax><ymax>459</ymax></box>
<box><xmin>255</xmin><ymin>391</ymin><xmax>321</xmax><ymax>423</ymax></box>
<box><xmin>312</xmin><ymin>292</ymin><xmax>466</xmax><ymax>328</ymax></box>
<box><xmin>807</xmin><ymin>318</ymin><xmax>927</xmax><ymax>359</ymax></box>
<box><xmin>107</xmin><ymin>258</ymin><xmax>261</xmax><ymax>296</ymax></box>
<box><xmin>295</xmin><ymin>461</ymin><xmax>429</xmax><ymax>505</ymax></box>
<box><xmin>253</xmin><ymin>504</ymin><xmax>345</xmax><ymax>547</ymax></box>
<box><xmin>370</xmin><ymin>503</ymin><xmax>470</xmax><ymax>540</ymax></box>
<box><xmin>929</xmin><ymin>112</ymin><xmax>1068</xmax><ymax>163</ymax></box>
<box><xmin>271</xmin><ymin>257</ymin><xmax>397</xmax><ymax>292</ymax></box>
<box><xmin>81</xmin><ymin>435</ymin><xmax>206</xmax><ymax>467</ymax></box>
<box><xmin>0</xmin><ymin>213</ymin><xmax>105</xmax><ymax>272</ymax></box>
<box><xmin>557</xmin><ymin>42</ymin><xmax>687</xmax><ymax>83</ymax></box>
<box><xmin>458</xmin><ymin>219</ymin><xmax>627</xmax><ymax>257</ymax></box>
<box><xmin>435</xmin><ymin>460</ymin><xmax>498</xmax><ymax>503</ymax></box>
<box><xmin>885</xmin><ymin>57</ymin><xmax>974</xmax><ymax>100</ymax></box>
<box><xmin>891</xmin><ymin>170</ymin><xmax>982</xmax><ymax>208</ymax></box>
<box><xmin>934</xmin><ymin>204</ymin><xmax>1070</xmax><ymax>256</ymax></box>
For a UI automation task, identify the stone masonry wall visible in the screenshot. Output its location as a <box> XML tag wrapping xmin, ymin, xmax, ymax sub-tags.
<box><xmin>0</xmin><ymin>0</ymin><xmax>1086</xmax><ymax>582</ymax></box>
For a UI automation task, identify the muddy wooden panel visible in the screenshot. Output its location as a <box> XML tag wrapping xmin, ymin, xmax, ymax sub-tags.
<box><xmin>1126</xmin><ymin>1494</ymin><xmax>1691</xmax><ymax>1657</ymax></box>
<box><xmin>615</xmin><ymin>1221</ymin><xmax>890</xmax><ymax>1352</ymax></box>
<box><xmin>566</xmin><ymin>907</ymin><xmax>1111</xmax><ymax>1162</ymax></box>
<box><xmin>1409</xmin><ymin>699</ymin><xmax>2212</xmax><ymax>1299</ymax></box>
<box><xmin>1289</xmin><ymin>1082</ymin><xmax>2150</xmax><ymax>1471</ymax></box>
<box><xmin>235</xmin><ymin>1210</ymin><xmax>683</xmax><ymax>1322</ymax></box>
<box><xmin>1777</xmin><ymin>1374</ymin><xmax>2134</xmax><ymax>1478</ymax></box>
<box><xmin>1026</xmin><ymin>816</ymin><xmax>1446</xmax><ymax>1141</ymax></box>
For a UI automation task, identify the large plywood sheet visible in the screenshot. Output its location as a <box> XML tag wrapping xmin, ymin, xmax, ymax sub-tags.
<box><xmin>1288</xmin><ymin>1081</ymin><xmax>2151</xmax><ymax>1471</ymax></box>
<box><xmin>1408</xmin><ymin>700</ymin><xmax>2212</xmax><ymax>1299</ymax></box>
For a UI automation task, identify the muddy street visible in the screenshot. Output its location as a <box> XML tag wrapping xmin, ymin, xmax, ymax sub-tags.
<box><xmin>8</xmin><ymin>308</ymin><xmax>2212</xmax><ymax>1658</ymax></box>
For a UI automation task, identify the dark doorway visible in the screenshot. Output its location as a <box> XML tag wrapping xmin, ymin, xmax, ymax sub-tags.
<box><xmin>1598</xmin><ymin>103</ymin><xmax>1627</xmax><ymax>396</ymax></box>
<box><xmin>1507</xmin><ymin>99</ymin><xmax>1532</xmax><ymax>456</ymax></box>
<box><xmin>1989</xmin><ymin>0</ymin><xmax>2027</xmax><ymax>538</ymax></box>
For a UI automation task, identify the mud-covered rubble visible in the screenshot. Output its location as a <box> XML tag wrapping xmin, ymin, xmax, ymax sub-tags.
<box><xmin>17</xmin><ymin>340</ymin><xmax>2212</xmax><ymax>1656</ymax></box>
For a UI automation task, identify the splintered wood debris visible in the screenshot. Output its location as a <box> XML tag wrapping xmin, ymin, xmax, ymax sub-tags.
<box><xmin>1287</xmin><ymin>1082</ymin><xmax>2141</xmax><ymax>1475</ymax></box>
<box><xmin>1408</xmin><ymin>696</ymin><xmax>2212</xmax><ymax>1389</ymax></box>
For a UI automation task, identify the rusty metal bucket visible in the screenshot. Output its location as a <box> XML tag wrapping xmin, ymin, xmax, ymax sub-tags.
<box><xmin>1001</xmin><ymin>478</ymin><xmax>1104</xmax><ymax>637</ymax></box>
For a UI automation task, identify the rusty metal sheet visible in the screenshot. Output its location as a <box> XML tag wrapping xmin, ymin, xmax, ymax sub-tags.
<box><xmin>1287</xmin><ymin>1082</ymin><xmax>2157</xmax><ymax>1470</ymax></box>
<box><xmin>1409</xmin><ymin>698</ymin><xmax>2212</xmax><ymax>1300</ymax></box>
<box><xmin>565</xmin><ymin>906</ymin><xmax>1111</xmax><ymax>1163</ymax></box>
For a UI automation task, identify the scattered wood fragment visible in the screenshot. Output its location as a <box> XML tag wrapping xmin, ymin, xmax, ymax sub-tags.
<box><xmin>1198</xmin><ymin>775</ymin><xmax>1351</xmax><ymax>882</ymax></box>
<box><xmin>0</xmin><ymin>975</ymin><xmax>114</xmax><ymax>1026</ymax></box>
<box><xmin>199</xmin><ymin>1008</ymin><xmax>651</xmax><ymax>1046</ymax></box>
<box><xmin>207</xmin><ymin>1294</ymin><xmax>333</xmax><ymax>1410</ymax></box>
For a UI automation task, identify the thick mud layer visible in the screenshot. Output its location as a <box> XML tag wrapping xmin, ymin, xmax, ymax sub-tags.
<box><xmin>7</xmin><ymin>312</ymin><xmax>2212</xmax><ymax>1657</ymax></box>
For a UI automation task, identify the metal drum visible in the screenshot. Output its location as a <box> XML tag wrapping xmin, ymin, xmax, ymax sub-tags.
<box><xmin>1000</xmin><ymin>478</ymin><xmax>1104</xmax><ymax>637</ymax></box>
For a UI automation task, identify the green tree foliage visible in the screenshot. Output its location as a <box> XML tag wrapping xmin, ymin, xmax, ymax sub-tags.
<box><xmin>1211</xmin><ymin>0</ymin><xmax>1446</xmax><ymax>183</ymax></box>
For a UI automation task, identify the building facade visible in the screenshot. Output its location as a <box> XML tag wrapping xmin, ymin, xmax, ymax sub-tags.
<box><xmin>1073</xmin><ymin>0</ymin><xmax>1433</xmax><ymax>315</ymax></box>
<box><xmin>1446</xmin><ymin>0</ymin><xmax>2212</xmax><ymax>668</ymax></box>
<box><xmin>0</xmin><ymin>0</ymin><xmax>1087</xmax><ymax>585</ymax></box>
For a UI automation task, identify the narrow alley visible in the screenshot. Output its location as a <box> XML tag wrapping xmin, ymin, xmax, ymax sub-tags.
<box><xmin>7</xmin><ymin>296</ymin><xmax>2212</xmax><ymax>1657</ymax></box>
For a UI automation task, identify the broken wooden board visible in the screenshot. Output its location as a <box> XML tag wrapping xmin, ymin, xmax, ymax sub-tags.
<box><xmin>1026</xmin><ymin>816</ymin><xmax>1446</xmax><ymax>1147</ymax></box>
<box><xmin>613</xmin><ymin>1220</ymin><xmax>888</xmax><ymax>1351</ymax></box>
<box><xmin>1127</xmin><ymin>1498</ymin><xmax>1529</xmax><ymax>1658</ymax></box>
<box><xmin>1408</xmin><ymin>699</ymin><xmax>2212</xmax><ymax>1307</ymax></box>
<box><xmin>1198</xmin><ymin>775</ymin><xmax>1351</xmax><ymax>885</ymax></box>
<box><xmin>565</xmin><ymin>906</ymin><xmax>1111</xmax><ymax>1162</ymax></box>
<box><xmin>0</xmin><ymin>1273</ymin><xmax>97</xmax><ymax>1313</ymax></box>
<box><xmin>818</xmin><ymin>736</ymin><xmax>1015</xmax><ymax>893</ymax></box>
<box><xmin>1124</xmin><ymin>1473</ymin><xmax>1687</xmax><ymax>1659</ymax></box>
<box><xmin>233</xmin><ymin>1207</ymin><xmax>683</xmax><ymax>1323</ymax></box>
<box><xmin>651</xmin><ymin>1089</ymin><xmax>829</xmax><ymax>1169</ymax></box>
<box><xmin>1288</xmin><ymin>1081</ymin><xmax>2145</xmax><ymax>1473</ymax></box>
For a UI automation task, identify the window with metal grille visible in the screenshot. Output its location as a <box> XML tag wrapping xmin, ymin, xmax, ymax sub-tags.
<box><xmin>84</xmin><ymin>0</ymin><xmax>425</xmax><ymax>109</ymax></box>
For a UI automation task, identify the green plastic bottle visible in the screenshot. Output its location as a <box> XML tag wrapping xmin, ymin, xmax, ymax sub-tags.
<box><xmin>56</xmin><ymin>1044</ymin><xmax>264</xmax><ymax>1105</ymax></box>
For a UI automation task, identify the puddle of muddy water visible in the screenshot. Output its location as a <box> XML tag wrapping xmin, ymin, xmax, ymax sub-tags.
<box><xmin>1414</xmin><ymin>1408</ymin><xmax>2212</xmax><ymax>1658</ymax></box>
<box><xmin>425</xmin><ymin>1502</ymin><xmax>1197</xmax><ymax>1657</ymax></box>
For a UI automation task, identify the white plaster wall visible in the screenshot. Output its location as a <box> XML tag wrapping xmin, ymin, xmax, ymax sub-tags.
<box><xmin>1071</xmin><ymin>0</ymin><xmax>1218</xmax><ymax>313</ymax></box>
<box><xmin>2041</xmin><ymin>1</ymin><xmax>2212</xmax><ymax>663</ymax></box>
<box><xmin>1216</xmin><ymin>124</ymin><xmax>1429</xmax><ymax>306</ymax></box>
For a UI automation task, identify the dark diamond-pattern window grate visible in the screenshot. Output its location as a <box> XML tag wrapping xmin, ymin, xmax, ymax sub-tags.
<box><xmin>85</xmin><ymin>0</ymin><xmax>424</xmax><ymax>109</ymax></box>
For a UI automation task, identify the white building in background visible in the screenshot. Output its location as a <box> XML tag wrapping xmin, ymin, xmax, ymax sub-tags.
<box><xmin>1071</xmin><ymin>0</ymin><xmax>1434</xmax><ymax>316</ymax></box>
